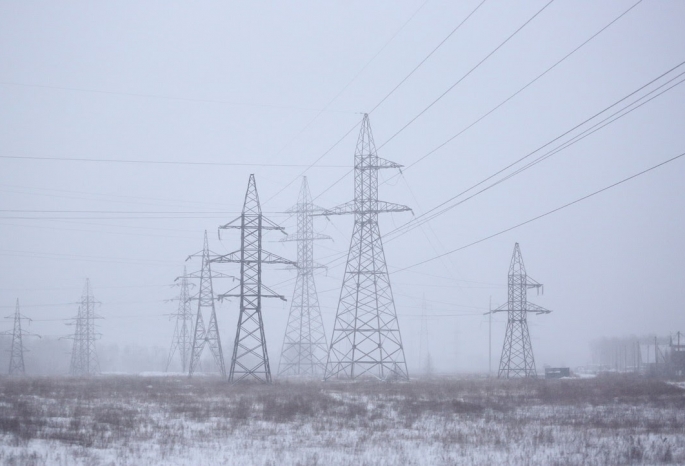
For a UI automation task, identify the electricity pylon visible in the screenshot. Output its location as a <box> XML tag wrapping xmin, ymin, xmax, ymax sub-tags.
<box><xmin>213</xmin><ymin>174</ymin><xmax>295</xmax><ymax>383</ymax></box>
<box><xmin>188</xmin><ymin>231</ymin><xmax>233</xmax><ymax>377</ymax></box>
<box><xmin>491</xmin><ymin>243</ymin><xmax>550</xmax><ymax>378</ymax></box>
<box><xmin>277</xmin><ymin>177</ymin><xmax>329</xmax><ymax>378</ymax></box>
<box><xmin>314</xmin><ymin>113</ymin><xmax>411</xmax><ymax>381</ymax></box>
<box><xmin>2</xmin><ymin>299</ymin><xmax>40</xmax><ymax>375</ymax></box>
<box><xmin>165</xmin><ymin>266</ymin><xmax>194</xmax><ymax>372</ymax></box>
<box><xmin>67</xmin><ymin>279</ymin><xmax>102</xmax><ymax>376</ymax></box>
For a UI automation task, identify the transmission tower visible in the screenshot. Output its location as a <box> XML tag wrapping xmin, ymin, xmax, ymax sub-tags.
<box><xmin>315</xmin><ymin>113</ymin><xmax>411</xmax><ymax>381</ymax></box>
<box><xmin>187</xmin><ymin>231</ymin><xmax>233</xmax><ymax>377</ymax></box>
<box><xmin>213</xmin><ymin>174</ymin><xmax>295</xmax><ymax>383</ymax></box>
<box><xmin>491</xmin><ymin>243</ymin><xmax>551</xmax><ymax>378</ymax></box>
<box><xmin>68</xmin><ymin>279</ymin><xmax>101</xmax><ymax>376</ymax></box>
<box><xmin>165</xmin><ymin>266</ymin><xmax>194</xmax><ymax>372</ymax></box>
<box><xmin>2</xmin><ymin>299</ymin><xmax>40</xmax><ymax>375</ymax></box>
<box><xmin>277</xmin><ymin>176</ymin><xmax>329</xmax><ymax>378</ymax></box>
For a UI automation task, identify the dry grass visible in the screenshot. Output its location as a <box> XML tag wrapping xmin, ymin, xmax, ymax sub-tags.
<box><xmin>0</xmin><ymin>374</ymin><xmax>683</xmax><ymax>465</ymax></box>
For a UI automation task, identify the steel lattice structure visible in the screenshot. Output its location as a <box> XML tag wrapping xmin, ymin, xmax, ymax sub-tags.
<box><xmin>3</xmin><ymin>299</ymin><xmax>39</xmax><ymax>376</ymax></box>
<box><xmin>68</xmin><ymin>279</ymin><xmax>101</xmax><ymax>376</ymax></box>
<box><xmin>277</xmin><ymin>177</ymin><xmax>329</xmax><ymax>378</ymax></box>
<box><xmin>188</xmin><ymin>231</ymin><xmax>232</xmax><ymax>377</ymax></box>
<box><xmin>165</xmin><ymin>266</ymin><xmax>194</xmax><ymax>372</ymax></box>
<box><xmin>214</xmin><ymin>174</ymin><xmax>295</xmax><ymax>383</ymax></box>
<box><xmin>314</xmin><ymin>113</ymin><xmax>411</xmax><ymax>381</ymax></box>
<box><xmin>493</xmin><ymin>243</ymin><xmax>551</xmax><ymax>378</ymax></box>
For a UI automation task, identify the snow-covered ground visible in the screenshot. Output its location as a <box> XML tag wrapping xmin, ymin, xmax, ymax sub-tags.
<box><xmin>0</xmin><ymin>375</ymin><xmax>683</xmax><ymax>465</ymax></box>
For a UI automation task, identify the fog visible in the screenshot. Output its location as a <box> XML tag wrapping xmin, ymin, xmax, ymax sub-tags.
<box><xmin>1</xmin><ymin>1</ymin><xmax>684</xmax><ymax>376</ymax></box>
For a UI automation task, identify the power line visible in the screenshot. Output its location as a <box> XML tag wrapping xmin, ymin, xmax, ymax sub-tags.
<box><xmin>276</xmin><ymin>86</ymin><xmax>685</xmax><ymax>284</ymax></box>
<box><xmin>309</xmin><ymin>0</ymin><xmax>642</xmax><ymax>206</ymax></box>
<box><xmin>0</xmin><ymin>81</ymin><xmax>352</xmax><ymax>113</ymax></box>
<box><xmin>265</xmin><ymin>1</ymin><xmax>490</xmax><ymax>206</ymax></box>
<box><xmin>0</xmin><ymin>183</ymin><xmax>236</xmax><ymax>210</ymax></box>
<box><xmin>369</xmin><ymin>0</ymin><xmax>489</xmax><ymax>113</ymax></box>
<box><xmin>377</xmin><ymin>0</ymin><xmax>556</xmax><ymax>150</ymax></box>
<box><xmin>383</xmin><ymin>62</ymin><xmax>685</xmax><ymax>241</ymax></box>
<box><xmin>384</xmin><ymin>0</ymin><xmax>645</xmax><ymax>179</ymax></box>
<box><xmin>0</xmin><ymin>209</ymin><xmax>283</xmax><ymax>214</ymax></box>
<box><xmin>310</xmin><ymin>0</ymin><xmax>556</xmax><ymax>203</ymax></box>
<box><xmin>266</xmin><ymin>0</ymin><xmax>430</xmax><ymax>162</ymax></box>
<box><xmin>0</xmin><ymin>154</ymin><xmax>348</xmax><ymax>168</ymax></box>
<box><xmin>262</xmin><ymin>121</ymin><xmax>361</xmax><ymax>206</ymax></box>
<box><xmin>391</xmin><ymin>150</ymin><xmax>685</xmax><ymax>273</ymax></box>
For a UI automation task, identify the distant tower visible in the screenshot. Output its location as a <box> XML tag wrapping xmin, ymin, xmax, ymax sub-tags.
<box><xmin>214</xmin><ymin>174</ymin><xmax>295</xmax><ymax>383</ymax></box>
<box><xmin>418</xmin><ymin>295</ymin><xmax>433</xmax><ymax>376</ymax></box>
<box><xmin>68</xmin><ymin>279</ymin><xmax>101</xmax><ymax>376</ymax></box>
<box><xmin>3</xmin><ymin>299</ymin><xmax>40</xmax><ymax>375</ymax></box>
<box><xmin>165</xmin><ymin>266</ymin><xmax>194</xmax><ymax>372</ymax></box>
<box><xmin>493</xmin><ymin>243</ymin><xmax>551</xmax><ymax>378</ymax></box>
<box><xmin>277</xmin><ymin>177</ymin><xmax>330</xmax><ymax>378</ymax></box>
<box><xmin>315</xmin><ymin>114</ymin><xmax>411</xmax><ymax>381</ymax></box>
<box><xmin>188</xmin><ymin>231</ymin><xmax>233</xmax><ymax>377</ymax></box>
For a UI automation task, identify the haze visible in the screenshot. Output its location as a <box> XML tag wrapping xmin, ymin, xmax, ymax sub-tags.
<box><xmin>1</xmin><ymin>0</ymin><xmax>684</xmax><ymax>375</ymax></box>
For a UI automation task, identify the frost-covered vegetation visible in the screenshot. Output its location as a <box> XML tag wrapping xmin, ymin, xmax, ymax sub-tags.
<box><xmin>0</xmin><ymin>375</ymin><xmax>683</xmax><ymax>465</ymax></box>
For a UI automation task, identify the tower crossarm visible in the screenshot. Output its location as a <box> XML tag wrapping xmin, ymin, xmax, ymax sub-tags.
<box><xmin>179</xmin><ymin>269</ymin><xmax>235</xmax><ymax>281</ymax></box>
<box><xmin>285</xmin><ymin>203</ymin><xmax>328</xmax><ymax>215</ymax></box>
<box><xmin>525</xmin><ymin>276</ymin><xmax>544</xmax><ymax>293</ymax></box>
<box><xmin>219</xmin><ymin>283</ymin><xmax>286</xmax><ymax>302</ymax></box>
<box><xmin>487</xmin><ymin>302</ymin><xmax>509</xmax><ymax>314</ymax></box>
<box><xmin>526</xmin><ymin>302</ymin><xmax>552</xmax><ymax>315</ymax></box>
<box><xmin>311</xmin><ymin>200</ymin><xmax>356</xmax><ymax>216</ymax></box>
<box><xmin>356</xmin><ymin>156</ymin><xmax>403</xmax><ymax>171</ymax></box>
<box><xmin>212</xmin><ymin>250</ymin><xmax>295</xmax><ymax>266</ymax></box>
<box><xmin>218</xmin><ymin>215</ymin><xmax>286</xmax><ymax>232</ymax></box>
<box><xmin>374</xmin><ymin>201</ymin><xmax>412</xmax><ymax>214</ymax></box>
<box><xmin>210</xmin><ymin>249</ymin><xmax>241</xmax><ymax>263</ymax></box>
<box><xmin>312</xmin><ymin>200</ymin><xmax>412</xmax><ymax>216</ymax></box>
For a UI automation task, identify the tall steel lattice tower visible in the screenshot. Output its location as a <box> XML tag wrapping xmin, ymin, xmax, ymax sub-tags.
<box><xmin>277</xmin><ymin>177</ymin><xmax>329</xmax><ymax>378</ymax></box>
<box><xmin>3</xmin><ymin>299</ymin><xmax>39</xmax><ymax>375</ymax></box>
<box><xmin>188</xmin><ymin>231</ymin><xmax>232</xmax><ymax>377</ymax></box>
<box><xmin>68</xmin><ymin>279</ymin><xmax>101</xmax><ymax>376</ymax></box>
<box><xmin>492</xmin><ymin>243</ymin><xmax>551</xmax><ymax>378</ymax></box>
<box><xmin>214</xmin><ymin>174</ymin><xmax>295</xmax><ymax>383</ymax></box>
<box><xmin>165</xmin><ymin>266</ymin><xmax>194</xmax><ymax>372</ymax></box>
<box><xmin>315</xmin><ymin>113</ymin><xmax>411</xmax><ymax>381</ymax></box>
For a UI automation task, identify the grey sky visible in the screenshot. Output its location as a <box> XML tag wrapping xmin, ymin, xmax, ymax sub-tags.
<box><xmin>1</xmin><ymin>0</ymin><xmax>684</xmax><ymax>373</ymax></box>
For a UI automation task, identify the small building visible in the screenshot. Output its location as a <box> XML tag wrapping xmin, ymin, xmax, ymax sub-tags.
<box><xmin>545</xmin><ymin>367</ymin><xmax>571</xmax><ymax>379</ymax></box>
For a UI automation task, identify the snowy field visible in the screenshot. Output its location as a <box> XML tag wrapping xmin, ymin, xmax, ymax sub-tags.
<box><xmin>0</xmin><ymin>375</ymin><xmax>683</xmax><ymax>465</ymax></box>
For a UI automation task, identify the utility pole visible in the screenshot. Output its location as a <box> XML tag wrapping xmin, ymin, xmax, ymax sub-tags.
<box><xmin>3</xmin><ymin>299</ymin><xmax>40</xmax><ymax>375</ymax></box>
<box><xmin>165</xmin><ymin>266</ymin><xmax>194</xmax><ymax>373</ymax></box>
<box><xmin>187</xmin><ymin>231</ymin><xmax>233</xmax><ymax>377</ymax></box>
<box><xmin>277</xmin><ymin>177</ymin><xmax>329</xmax><ymax>378</ymax></box>
<box><xmin>492</xmin><ymin>243</ymin><xmax>551</xmax><ymax>378</ymax></box>
<box><xmin>213</xmin><ymin>175</ymin><xmax>295</xmax><ymax>383</ymax></box>
<box><xmin>314</xmin><ymin>113</ymin><xmax>411</xmax><ymax>381</ymax></box>
<box><xmin>67</xmin><ymin>279</ymin><xmax>102</xmax><ymax>376</ymax></box>
<box><xmin>489</xmin><ymin>296</ymin><xmax>492</xmax><ymax>377</ymax></box>
<box><xmin>418</xmin><ymin>294</ymin><xmax>430</xmax><ymax>376</ymax></box>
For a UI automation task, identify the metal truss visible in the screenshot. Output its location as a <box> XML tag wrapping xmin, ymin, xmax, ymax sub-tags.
<box><xmin>2</xmin><ymin>299</ymin><xmax>40</xmax><ymax>376</ymax></box>
<box><xmin>214</xmin><ymin>174</ymin><xmax>295</xmax><ymax>383</ymax></box>
<box><xmin>314</xmin><ymin>114</ymin><xmax>411</xmax><ymax>381</ymax></box>
<box><xmin>165</xmin><ymin>266</ymin><xmax>194</xmax><ymax>373</ymax></box>
<box><xmin>67</xmin><ymin>279</ymin><xmax>102</xmax><ymax>376</ymax></box>
<box><xmin>277</xmin><ymin>177</ymin><xmax>329</xmax><ymax>378</ymax></box>
<box><xmin>187</xmin><ymin>231</ymin><xmax>233</xmax><ymax>377</ymax></box>
<box><xmin>492</xmin><ymin>243</ymin><xmax>551</xmax><ymax>378</ymax></box>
